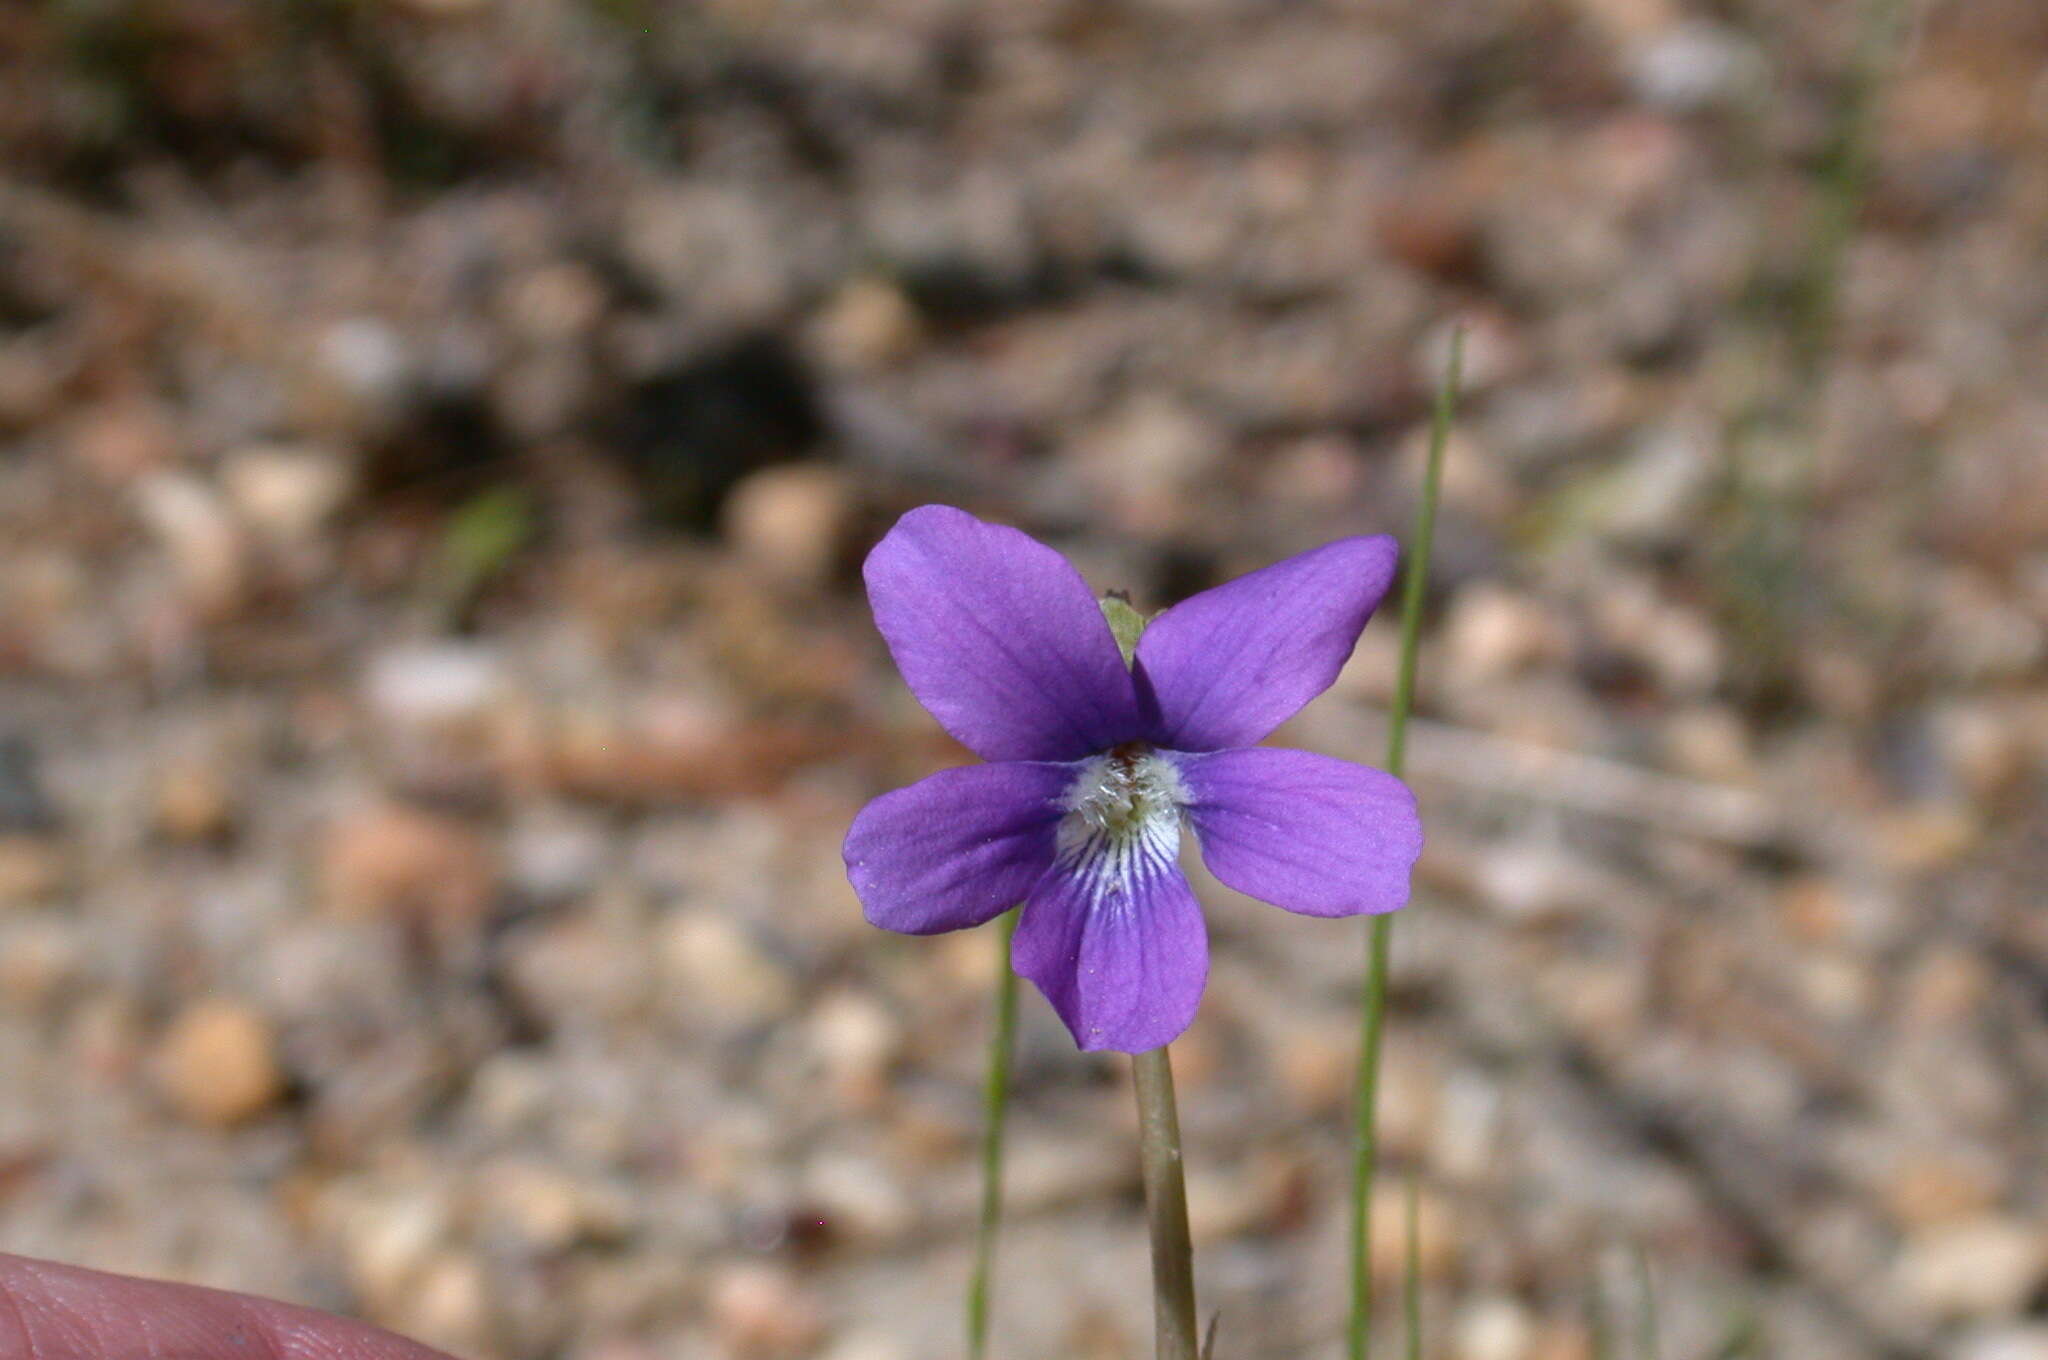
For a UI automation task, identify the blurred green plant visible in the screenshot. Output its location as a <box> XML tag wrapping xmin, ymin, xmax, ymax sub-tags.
<box><xmin>1402</xmin><ymin>1176</ymin><xmax>1424</xmax><ymax>1360</ymax></box>
<box><xmin>1633</xmin><ymin>1247</ymin><xmax>1660</xmax><ymax>1360</ymax></box>
<box><xmin>1706</xmin><ymin>1307</ymin><xmax>1765</xmax><ymax>1359</ymax></box>
<box><xmin>34</xmin><ymin>0</ymin><xmax>545</xmax><ymax>195</ymax></box>
<box><xmin>1714</xmin><ymin>0</ymin><xmax>1913</xmax><ymax>706</ymax></box>
<box><xmin>428</xmin><ymin>484</ymin><xmax>535</xmax><ymax>626</ymax></box>
<box><xmin>1350</xmin><ymin>327</ymin><xmax>1461</xmax><ymax>1360</ymax></box>
<box><xmin>966</xmin><ymin>909</ymin><xmax>1020</xmax><ymax>1360</ymax></box>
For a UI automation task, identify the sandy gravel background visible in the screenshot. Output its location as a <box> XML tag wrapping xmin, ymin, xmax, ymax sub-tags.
<box><xmin>2</xmin><ymin>2</ymin><xmax>2047</xmax><ymax>1356</ymax></box>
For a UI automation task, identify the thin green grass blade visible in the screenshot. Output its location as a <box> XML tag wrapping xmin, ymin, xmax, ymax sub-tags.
<box><xmin>1633</xmin><ymin>1246</ymin><xmax>1660</xmax><ymax>1360</ymax></box>
<box><xmin>1588</xmin><ymin>1268</ymin><xmax>1613</xmax><ymax>1360</ymax></box>
<box><xmin>967</xmin><ymin>908</ymin><xmax>1021</xmax><ymax>1360</ymax></box>
<box><xmin>1402</xmin><ymin>1176</ymin><xmax>1423</xmax><ymax>1360</ymax></box>
<box><xmin>1718</xmin><ymin>0</ymin><xmax>1911</xmax><ymax>690</ymax></box>
<box><xmin>1706</xmin><ymin>1308</ymin><xmax>1762</xmax><ymax>1360</ymax></box>
<box><xmin>1348</xmin><ymin>327</ymin><xmax>1463</xmax><ymax>1360</ymax></box>
<box><xmin>1797</xmin><ymin>0</ymin><xmax>1911</xmax><ymax>374</ymax></box>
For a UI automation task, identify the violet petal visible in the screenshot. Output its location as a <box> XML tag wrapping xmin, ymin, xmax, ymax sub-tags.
<box><xmin>1012</xmin><ymin>859</ymin><xmax>1209</xmax><ymax>1053</ymax></box>
<box><xmin>844</xmin><ymin>760</ymin><xmax>1072</xmax><ymax>934</ymax></box>
<box><xmin>1175</xmin><ymin>745</ymin><xmax>1421</xmax><ymax>917</ymax></box>
<box><xmin>864</xmin><ymin>505</ymin><xmax>1142</xmax><ymax>761</ymax></box>
<box><xmin>1135</xmin><ymin>536</ymin><xmax>1399</xmax><ymax>750</ymax></box>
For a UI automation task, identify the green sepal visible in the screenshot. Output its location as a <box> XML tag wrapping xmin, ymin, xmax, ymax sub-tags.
<box><xmin>1098</xmin><ymin>593</ymin><xmax>1149</xmax><ymax>668</ymax></box>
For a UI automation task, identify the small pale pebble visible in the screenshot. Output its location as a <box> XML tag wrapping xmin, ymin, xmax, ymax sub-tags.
<box><xmin>1777</xmin><ymin>875</ymin><xmax>1847</xmax><ymax>945</ymax></box>
<box><xmin>1269</xmin><ymin>1013</ymin><xmax>1354</xmax><ymax>1114</ymax></box>
<box><xmin>1261</xmin><ymin>434</ymin><xmax>1366</xmax><ymax>508</ymax></box>
<box><xmin>934</xmin><ymin>927</ymin><xmax>1004</xmax><ymax>990</ymax></box>
<box><xmin>1661</xmin><ymin>705</ymin><xmax>1756</xmax><ymax>784</ymax></box>
<box><xmin>152</xmin><ymin>760</ymin><xmax>238</xmax><ymax>842</ymax></box>
<box><xmin>319</xmin><ymin>804</ymin><xmax>498</xmax><ymax>933</ymax></box>
<box><xmin>808</xmin><ymin>988</ymin><xmax>902</xmax><ymax>1096</ymax></box>
<box><xmin>1631</xmin><ymin>21</ymin><xmax>1758</xmax><ymax>112</ymax></box>
<box><xmin>1473</xmin><ymin>839</ymin><xmax>1591</xmax><ymax>925</ymax></box>
<box><xmin>1444</xmin><ymin>585</ymin><xmax>1564</xmax><ymax>682</ymax></box>
<box><xmin>501</xmin><ymin>262</ymin><xmax>606</xmax><ymax>344</ymax></box>
<box><xmin>1375</xmin><ymin>1042</ymin><xmax>1441</xmax><ymax>1161</ymax></box>
<box><xmin>811</xmin><ymin>276</ymin><xmax>923</xmax><ymax>369</ymax></box>
<box><xmin>1593</xmin><ymin>578</ymin><xmax>1721</xmax><ymax>696</ymax></box>
<box><xmin>503</xmin><ymin>911</ymin><xmax>651</xmax><ymax>1028</ymax></box>
<box><xmin>708</xmin><ymin>1262</ymin><xmax>824</xmax><ymax>1355</ymax></box>
<box><xmin>67</xmin><ymin>995</ymin><xmax>144</xmax><ymax>1081</ymax></box>
<box><xmin>1589</xmin><ymin>425</ymin><xmax>1714</xmax><ymax>543</ymax></box>
<box><xmin>1568</xmin><ymin>0</ymin><xmax>1673</xmax><ymax>45</ymax></box>
<box><xmin>1874</xmin><ymin>804</ymin><xmax>1980</xmax><ymax>872</ymax></box>
<box><xmin>68</xmin><ymin>401</ymin><xmax>177</xmax><ymax>481</ymax></box>
<box><xmin>1456</xmin><ymin>1296</ymin><xmax>1534</xmax><ymax>1360</ymax></box>
<box><xmin>1954</xmin><ymin>1327</ymin><xmax>2048</xmax><ymax>1360</ymax></box>
<box><xmin>1929</xmin><ymin>702</ymin><xmax>2028</xmax><ymax>801</ymax></box>
<box><xmin>464</xmin><ymin>1054</ymin><xmax>555</xmax><ymax>1136</ymax></box>
<box><xmin>154</xmin><ymin>997</ymin><xmax>285</xmax><ymax>1127</ymax></box>
<box><xmin>1883</xmin><ymin>1156</ymin><xmax>1999</xmax><ymax>1230</ymax></box>
<box><xmin>802</xmin><ymin>1152</ymin><xmax>914</xmax><ymax>1242</ymax></box>
<box><xmin>1797</xmin><ymin>953</ymin><xmax>1871</xmax><ymax>1023</ymax></box>
<box><xmin>1903</xmin><ymin>949</ymin><xmax>1990</xmax><ymax>1024</ymax></box>
<box><xmin>1435</xmin><ymin>1069</ymin><xmax>1505</xmax><ymax>1183</ymax></box>
<box><xmin>0</xmin><ymin>915</ymin><xmax>81</xmax><ymax>1007</ymax></box>
<box><xmin>817</xmin><ymin>1333</ymin><xmax>909</xmax><ymax>1360</ymax></box>
<box><xmin>1417</xmin><ymin>312</ymin><xmax>1525</xmax><ymax>397</ymax></box>
<box><xmin>480</xmin><ymin>1161</ymin><xmax>633</xmax><ymax>1252</ymax></box>
<box><xmin>1186</xmin><ymin>1154</ymin><xmax>1302</xmax><ymax>1246</ymax></box>
<box><xmin>1927</xmin><ymin>570</ymin><xmax>2044</xmax><ymax>683</ymax></box>
<box><xmin>0</xmin><ymin>835</ymin><xmax>63</xmax><ymax>908</ymax></box>
<box><xmin>1799</xmin><ymin>646</ymin><xmax>1881</xmax><ymax>722</ymax></box>
<box><xmin>723</xmin><ymin>463</ymin><xmax>855</xmax><ymax>587</ymax></box>
<box><xmin>659</xmin><ymin>912</ymin><xmax>795</xmax><ymax>1024</ymax></box>
<box><xmin>1400</xmin><ymin>428</ymin><xmax>1516</xmax><ymax>524</ymax></box>
<box><xmin>316</xmin><ymin>317</ymin><xmax>410</xmax><ymax>404</ymax></box>
<box><xmin>573</xmin><ymin>1344</ymin><xmax>664</xmax><ymax>1360</ymax></box>
<box><xmin>402</xmin><ymin>1251</ymin><xmax>493</xmax><ymax>1356</ymax></box>
<box><xmin>1528</xmin><ymin>1322</ymin><xmax>1596</xmax><ymax>1360</ymax></box>
<box><xmin>134</xmin><ymin>471</ymin><xmax>246</xmax><ymax>616</ymax></box>
<box><xmin>364</xmin><ymin>644</ymin><xmax>506</xmax><ymax>730</ymax></box>
<box><xmin>1077</xmin><ymin>395</ymin><xmax>1223</xmax><ymax>533</ymax></box>
<box><xmin>1005</xmin><ymin>1135</ymin><xmax>1136</xmax><ymax>1215</ymax></box>
<box><xmin>331</xmin><ymin>1186</ymin><xmax>453</xmax><ymax>1312</ymax></box>
<box><xmin>1895</xmin><ymin>1217</ymin><xmax>2048</xmax><ymax>1320</ymax></box>
<box><xmin>221</xmin><ymin>445</ymin><xmax>354</xmax><ymax>543</ymax></box>
<box><xmin>1185</xmin><ymin>1165</ymin><xmax>1267</xmax><ymax>1246</ymax></box>
<box><xmin>505</xmin><ymin>811</ymin><xmax>610</xmax><ymax>901</ymax></box>
<box><xmin>1368</xmin><ymin>1181</ymin><xmax>1456</xmax><ymax>1283</ymax></box>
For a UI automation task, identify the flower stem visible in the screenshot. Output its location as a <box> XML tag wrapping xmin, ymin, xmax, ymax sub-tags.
<box><xmin>1402</xmin><ymin>1175</ymin><xmax>1423</xmax><ymax>1360</ymax></box>
<box><xmin>1633</xmin><ymin>1246</ymin><xmax>1661</xmax><ymax>1360</ymax></box>
<box><xmin>1133</xmin><ymin>1045</ymin><xmax>1199</xmax><ymax>1360</ymax></box>
<box><xmin>967</xmin><ymin>908</ymin><xmax>1021</xmax><ymax>1360</ymax></box>
<box><xmin>1349</xmin><ymin>326</ymin><xmax>1461</xmax><ymax>1360</ymax></box>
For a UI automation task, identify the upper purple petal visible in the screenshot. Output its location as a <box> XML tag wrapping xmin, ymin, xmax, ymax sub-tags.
<box><xmin>1174</xmin><ymin>746</ymin><xmax>1421</xmax><ymax>917</ymax></box>
<box><xmin>1011</xmin><ymin>858</ymin><xmax>1208</xmax><ymax>1053</ymax></box>
<box><xmin>844</xmin><ymin>760</ymin><xmax>1072</xmax><ymax>935</ymax></box>
<box><xmin>864</xmin><ymin>505</ymin><xmax>1142</xmax><ymax>761</ymax></box>
<box><xmin>1134</xmin><ymin>536</ymin><xmax>1399</xmax><ymax>751</ymax></box>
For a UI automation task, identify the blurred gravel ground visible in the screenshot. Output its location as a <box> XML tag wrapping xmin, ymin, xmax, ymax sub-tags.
<box><xmin>2</xmin><ymin>1</ymin><xmax>2047</xmax><ymax>1357</ymax></box>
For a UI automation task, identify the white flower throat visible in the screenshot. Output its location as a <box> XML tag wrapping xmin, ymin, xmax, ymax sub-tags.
<box><xmin>1057</xmin><ymin>743</ymin><xmax>1189</xmax><ymax>903</ymax></box>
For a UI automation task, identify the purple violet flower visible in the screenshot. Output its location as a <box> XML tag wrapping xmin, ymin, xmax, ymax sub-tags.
<box><xmin>843</xmin><ymin>505</ymin><xmax>1424</xmax><ymax>1053</ymax></box>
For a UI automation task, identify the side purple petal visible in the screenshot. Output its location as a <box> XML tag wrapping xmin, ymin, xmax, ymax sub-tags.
<box><xmin>864</xmin><ymin>505</ymin><xmax>1142</xmax><ymax>761</ymax></box>
<box><xmin>1011</xmin><ymin>860</ymin><xmax>1209</xmax><ymax>1053</ymax></box>
<box><xmin>1134</xmin><ymin>536</ymin><xmax>1399</xmax><ymax>751</ymax></box>
<box><xmin>844</xmin><ymin>760</ymin><xmax>1073</xmax><ymax>935</ymax></box>
<box><xmin>1174</xmin><ymin>746</ymin><xmax>1421</xmax><ymax>917</ymax></box>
